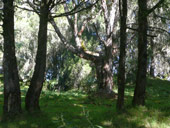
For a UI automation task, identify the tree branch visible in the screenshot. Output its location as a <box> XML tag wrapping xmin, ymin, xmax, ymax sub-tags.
<box><xmin>101</xmin><ymin>0</ymin><xmax>109</xmax><ymax>26</ymax></box>
<box><xmin>93</xmin><ymin>23</ymin><xmax>106</xmax><ymax>45</ymax></box>
<box><xmin>26</xmin><ymin>0</ymin><xmax>40</xmax><ymax>15</ymax></box>
<box><xmin>50</xmin><ymin>18</ymin><xmax>77</xmax><ymax>53</ymax></box>
<box><xmin>153</xmin><ymin>13</ymin><xmax>170</xmax><ymax>21</ymax></box>
<box><xmin>108</xmin><ymin>0</ymin><xmax>119</xmax><ymax>35</ymax></box>
<box><xmin>52</xmin><ymin>0</ymin><xmax>99</xmax><ymax>18</ymax></box>
<box><xmin>15</xmin><ymin>5</ymin><xmax>36</xmax><ymax>13</ymax></box>
<box><xmin>49</xmin><ymin>18</ymin><xmax>100</xmax><ymax>61</ymax></box>
<box><xmin>63</xmin><ymin>4</ymin><xmax>74</xmax><ymax>31</ymax></box>
<box><xmin>148</xmin><ymin>26</ymin><xmax>170</xmax><ymax>35</ymax></box>
<box><xmin>147</xmin><ymin>0</ymin><xmax>165</xmax><ymax>16</ymax></box>
<box><xmin>127</xmin><ymin>27</ymin><xmax>157</xmax><ymax>37</ymax></box>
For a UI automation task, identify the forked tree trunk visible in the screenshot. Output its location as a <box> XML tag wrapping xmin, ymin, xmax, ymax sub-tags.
<box><xmin>25</xmin><ymin>1</ymin><xmax>48</xmax><ymax>111</ymax></box>
<box><xmin>50</xmin><ymin>2</ymin><xmax>117</xmax><ymax>95</ymax></box>
<box><xmin>133</xmin><ymin>0</ymin><xmax>148</xmax><ymax>106</ymax></box>
<box><xmin>3</xmin><ymin>0</ymin><xmax>21</xmax><ymax>115</ymax></box>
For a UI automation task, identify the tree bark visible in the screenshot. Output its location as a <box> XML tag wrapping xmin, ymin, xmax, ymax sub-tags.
<box><xmin>132</xmin><ymin>0</ymin><xmax>148</xmax><ymax>106</ymax></box>
<box><xmin>95</xmin><ymin>60</ymin><xmax>104</xmax><ymax>90</ymax></box>
<box><xmin>25</xmin><ymin>1</ymin><xmax>49</xmax><ymax>111</ymax></box>
<box><xmin>150</xmin><ymin>38</ymin><xmax>155</xmax><ymax>77</ymax></box>
<box><xmin>95</xmin><ymin>56</ymin><xmax>114</xmax><ymax>94</ymax></box>
<box><xmin>3</xmin><ymin>0</ymin><xmax>22</xmax><ymax>115</ymax></box>
<box><xmin>103</xmin><ymin>46</ymin><xmax>114</xmax><ymax>94</ymax></box>
<box><xmin>117</xmin><ymin>0</ymin><xmax>127</xmax><ymax>110</ymax></box>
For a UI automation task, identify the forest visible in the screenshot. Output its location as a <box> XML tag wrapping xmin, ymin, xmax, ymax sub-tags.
<box><xmin>0</xmin><ymin>0</ymin><xmax>170</xmax><ymax>127</ymax></box>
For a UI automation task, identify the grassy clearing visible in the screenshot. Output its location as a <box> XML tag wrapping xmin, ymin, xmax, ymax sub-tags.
<box><xmin>0</xmin><ymin>77</ymin><xmax>170</xmax><ymax>128</ymax></box>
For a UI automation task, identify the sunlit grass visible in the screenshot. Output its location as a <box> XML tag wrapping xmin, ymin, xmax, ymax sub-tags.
<box><xmin>0</xmin><ymin>77</ymin><xmax>169</xmax><ymax>128</ymax></box>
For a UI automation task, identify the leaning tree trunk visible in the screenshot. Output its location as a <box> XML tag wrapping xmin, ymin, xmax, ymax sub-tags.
<box><xmin>3</xmin><ymin>0</ymin><xmax>21</xmax><ymax>115</ymax></box>
<box><xmin>133</xmin><ymin>0</ymin><xmax>148</xmax><ymax>106</ymax></box>
<box><xmin>117</xmin><ymin>0</ymin><xmax>127</xmax><ymax>110</ymax></box>
<box><xmin>25</xmin><ymin>2</ymin><xmax>48</xmax><ymax>111</ymax></box>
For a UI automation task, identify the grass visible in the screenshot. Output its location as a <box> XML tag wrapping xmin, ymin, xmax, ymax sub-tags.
<box><xmin>0</xmin><ymin>77</ymin><xmax>170</xmax><ymax>128</ymax></box>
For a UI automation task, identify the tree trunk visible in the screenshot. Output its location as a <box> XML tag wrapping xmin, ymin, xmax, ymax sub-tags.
<box><xmin>95</xmin><ymin>57</ymin><xmax>114</xmax><ymax>95</ymax></box>
<box><xmin>95</xmin><ymin>45</ymin><xmax>114</xmax><ymax>94</ymax></box>
<box><xmin>3</xmin><ymin>0</ymin><xmax>21</xmax><ymax>115</ymax></box>
<box><xmin>95</xmin><ymin>59</ymin><xmax>104</xmax><ymax>90</ymax></box>
<box><xmin>25</xmin><ymin>1</ymin><xmax>48</xmax><ymax>111</ymax></box>
<box><xmin>117</xmin><ymin>0</ymin><xmax>127</xmax><ymax>110</ymax></box>
<box><xmin>133</xmin><ymin>0</ymin><xmax>148</xmax><ymax>106</ymax></box>
<box><xmin>150</xmin><ymin>38</ymin><xmax>155</xmax><ymax>77</ymax></box>
<box><xmin>103</xmin><ymin>46</ymin><xmax>114</xmax><ymax>94</ymax></box>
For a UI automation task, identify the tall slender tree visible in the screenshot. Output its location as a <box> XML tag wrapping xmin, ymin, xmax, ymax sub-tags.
<box><xmin>25</xmin><ymin>0</ymin><xmax>50</xmax><ymax>111</ymax></box>
<box><xmin>133</xmin><ymin>0</ymin><xmax>148</xmax><ymax>106</ymax></box>
<box><xmin>3</xmin><ymin>0</ymin><xmax>21</xmax><ymax>115</ymax></box>
<box><xmin>117</xmin><ymin>0</ymin><xmax>127</xmax><ymax>110</ymax></box>
<box><xmin>24</xmin><ymin>0</ymin><xmax>97</xmax><ymax>111</ymax></box>
<box><xmin>133</xmin><ymin>0</ymin><xmax>165</xmax><ymax>105</ymax></box>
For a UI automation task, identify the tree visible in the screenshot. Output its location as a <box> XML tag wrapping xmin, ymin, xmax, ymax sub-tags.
<box><xmin>117</xmin><ymin>0</ymin><xmax>127</xmax><ymax>110</ymax></box>
<box><xmin>2</xmin><ymin>0</ymin><xmax>21</xmax><ymax>115</ymax></box>
<box><xmin>132</xmin><ymin>0</ymin><xmax>148</xmax><ymax>106</ymax></box>
<box><xmin>24</xmin><ymin>0</ymin><xmax>97</xmax><ymax>110</ymax></box>
<box><xmin>25</xmin><ymin>0</ymin><xmax>50</xmax><ymax>111</ymax></box>
<box><xmin>50</xmin><ymin>0</ymin><xmax>119</xmax><ymax>94</ymax></box>
<box><xmin>133</xmin><ymin>0</ymin><xmax>165</xmax><ymax>106</ymax></box>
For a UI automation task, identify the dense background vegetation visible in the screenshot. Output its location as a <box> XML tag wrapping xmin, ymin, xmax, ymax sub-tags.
<box><xmin>0</xmin><ymin>0</ymin><xmax>169</xmax><ymax>127</ymax></box>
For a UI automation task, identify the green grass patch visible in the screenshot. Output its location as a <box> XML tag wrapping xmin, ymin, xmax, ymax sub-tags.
<box><xmin>0</xmin><ymin>78</ymin><xmax>170</xmax><ymax>128</ymax></box>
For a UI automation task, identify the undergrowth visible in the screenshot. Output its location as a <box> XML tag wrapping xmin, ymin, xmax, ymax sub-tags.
<box><xmin>0</xmin><ymin>77</ymin><xmax>169</xmax><ymax>128</ymax></box>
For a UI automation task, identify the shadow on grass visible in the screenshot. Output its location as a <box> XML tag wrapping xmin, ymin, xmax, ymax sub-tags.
<box><xmin>121</xmin><ymin>77</ymin><xmax>170</xmax><ymax>128</ymax></box>
<box><xmin>0</xmin><ymin>77</ymin><xmax>169</xmax><ymax>128</ymax></box>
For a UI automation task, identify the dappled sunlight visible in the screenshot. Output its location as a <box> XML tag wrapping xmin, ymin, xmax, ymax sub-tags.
<box><xmin>73</xmin><ymin>103</ymin><xmax>84</xmax><ymax>108</ymax></box>
<box><xmin>0</xmin><ymin>78</ymin><xmax>169</xmax><ymax>127</ymax></box>
<box><xmin>122</xmin><ymin>106</ymin><xmax>170</xmax><ymax>128</ymax></box>
<box><xmin>143</xmin><ymin>117</ymin><xmax>170</xmax><ymax>128</ymax></box>
<box><xmin>30</xmin><ymin>123</ymin><xmax>39</xmax><ymax>128</ymax></box>
<box><xmin>101</xmin><ymin>120</ymin><xmax>113</xmax><ymax>127</ymax></box>
<box><xmin>0</xmin><ymin>0</ymin><xmax>169</xmax><ymax>126</ymax></box>
<box><xmin>48</xmin><ymin>95</ymin><xmax>54</xmax><ymax>99</ymax></box>
<box><xmin>51</xmin><ymin>115</ymin><xmax>61</xmax><ymax>123</ymax></box>
<box><xmin>19</xmin><ymin>120</ymin><xmax>27</xmax><ymax>125</ymax></box>
<box><xmin>21</xmin><ymin>95</ymin><xmax>25</xmax><ymax>98</ymax></box>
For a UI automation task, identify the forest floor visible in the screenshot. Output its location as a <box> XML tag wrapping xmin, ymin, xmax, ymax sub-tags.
<box><xmin>0</xmin><ymin>78</ymin><xmax>170</xmax><ymax>128</ymax></box>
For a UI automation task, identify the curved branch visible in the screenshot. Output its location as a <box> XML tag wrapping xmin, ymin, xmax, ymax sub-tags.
<box><xmin>49</xmin><ymin>18</ymin><xmax>100</xmax><ymax>61</ymax></box>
